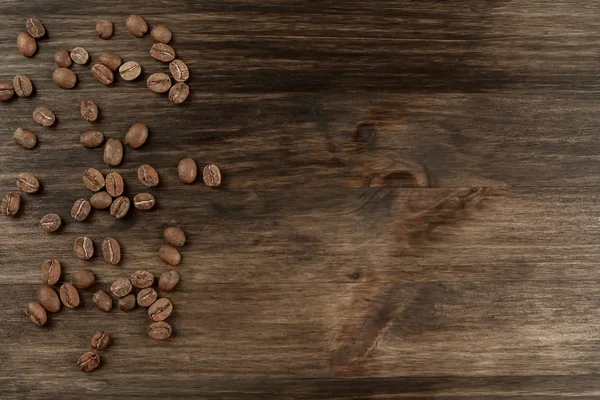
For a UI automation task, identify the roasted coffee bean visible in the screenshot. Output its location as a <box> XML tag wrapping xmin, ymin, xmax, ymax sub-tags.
<box><xmin>91</xmin><ymin>63</ymin><xmax>114</xmax><ymax>85</ymax></box>
<box><xmin>40</xmin><ymin>213</ymin><xmax>61</xmax><ymax>233</ymax></box>
<box><xmin>38</xmin><ymin>286</ymin><xmax>61</xmax><ymax>313</ymax></box>
<box><xmin>104</xmin><ymin>138</ymin><xmax>123</xmax><ymax>166</ymax></box>
<box><xmin>78</xmin><ymin>351</ymin><xmax>100</xmax><ymax>372</ymax></box>
<box><xmin>91</xmin><ymin>331</ymin><xmax>110</xmax><ymax>350</ymax></box>
<box><xmin>164</xmin><ymin>227</ymin><xmax>186</xmax><ymax>247</ymax></box>
<box><xmin>150</xmin><ymin>43</ymin><xmax>175</xmax><ymax>62</ymax></box>
<box><xmin>159</xmin><ymin>269</ymin><xmax>180</xmax><ymax>292</ymax></box>
<box><xmin>83</xmin><ymin>168</ymin><xmax>105</xmax><ymax>192</ymax></box>
<box><xmin>80</xmin><ymin>130</ymin><xmax>104</xmax><ymax>148</ymax></box>
<box><xmin>134</xmin><ymin>193</ymin><xmax>155</xmax><ymax>210</ymax></box>
<box><xmin>74</xmin><ymin>236</ymin><xmax>94</xmax><ymax>260</ymax></box>
<box><xmin>1</xmin><ymin>192</ymin><xmax>20</xmax><ymax>216</ymax></box>
<box><xmin>52</xmin><ymin>67</ymin><xmax>77</xmax><ymax>89</ymax></box>
<box><xmin>54</xmin><ymin>49</ymin><xmax>72</xmax><ymax>68</ymax></box>
<box><xmin>159</xmin><ymin>244</ymin><xmax>181</xmax><ymax>266</ymax></box>
<box><xmin>148</xmin><ymin>298</ymin><xmax>173</xmax><ymax>321</ymax></box>
<box><xmin>137</xmin><ymin>164</ymin><xmax>159</xmax><ymax>187</ymax></box>
<box><xmin>26</xmin><ymin>301</ymin><xmax>47</xmax><ymax>326</ymax></box>
<box><xmin>71</xmin><ymin>199</ymin><xmax>91</xmax><ymax>221</ymax></box>
<box><xmin>151</xmin><ymin>25</ymin><xmax>172</xmax><ymax>43</ymax></box>
<box><xmin>125</xmin><ymin>14</ymin><xmax>148</xmax><ymax>37</ymax></box>
<box><xmin>33</xmin><ymin>106</ymin><xmax>56</xmax><ymax>127</ymax></box>
<box><xmin>13</xmin><ymin>74</ymin><xmax>33</xmax><ymax>97</ymax></box>
<box><xmin>178</xmin><ymin>158</ymin><xmax>197</xmax><ymax>183</ymax></box>
<box><xmin>17</xmin><ymin>32</ymin><xmax>36</xmax><ymax>57</ymax></box>
<box><xmin>72</xmin><ymin>268</ymin><xmax>95</xmax><ymax>289</ymax></box>
<box><xmin>110</xmin><ymin>196</ymin><xmax>130</xmax><ymax>219</ymax></box>
<box><xmin>110</xmin><ymin>277</ymin><xmax>132</xmax><ymax>298</ymax></box>
<box><xmin>119</xmin><ymin>61</ymin><xmax>141</xmax><ymax>81</ymax></box>
<box><xmin>203</xmin><ymin>164</ymin><xmax>222</xmax><ymax>187</ymax></box>
<box><xmin>105</xmin><ymin>172</ymin><xmax>124</xmax><ymax>197</ymax></box>
<box><xmin>125</xmin><ymin>122</ymin><xmax>148</xmax><ymax>148</ymax></box>
<box><xmin>148</xmin><ymin>321</ymin><xmax>172</xmax><ymax>340</ymax></box>
<box><xmin>169</xmin><ymin>82</ymin><xmax>189</xmax><ymax>105</ymax></box>
<box><xmin>137</xmin><ymin>288</ymin><xmax>158</xmax><ymax>307</ymax></box>
<box><xmin>147</xmin><ymin>73</ymin><xmax>171</xmax><ymax>93</ymax></box>
<box><xmin>98</xmin><ymin>51</ymin><xmax>122</xmax><ymax>71</ymax></box>
<box><xmin>118</xmin><ymin>294</ymin><xmax>136</xmax><ymax>311</ymax></box>
<box><xmin>26</xmin><ymin>18</ymin><xmax>45</xmax><ymax>38</ymax></box>
<box><xmin>90</xmin><ymin>191</ymin><xmax>112</xmax><ymax>209</ymax></box>
<box><xmin>59</xmin><ymin>283</ymin><xmax>80</xmax><ymax>308</ymax></box>
<box><xmin>13</xmin><ymin>128</ymin><xmax>37</xmax><ymax>149</ymax></box>
<box><xmin>17</xmin><ymin>173</ymin><xmax>40</xmax><ymax>194</ymax></box>
<box><xmin>80</xmin><ymin>101</ymin><xmax>99</xmax><ymax>122</ymax></box>
<box><xmin>96</xmin><ymin>19</ymin><xmax>113</xmax><ymax>39</ymax></box>
<box><xmin>41</xmin><ymin>259</ymin><xmax>61</xmax><ymax>285</ymax></box>
<box><xmin>131</xmin><ymin>270</ymin><xmax>154</xmax><ymax>289</ymax></box>
<box><xmin>102</xmin><ymin>237</ymin><xmax>121</xmax><ymax>265</ymax></box>
<box><xmin>169</xmin><ymin>59</ymin><xmax>189</xmax><ymax>83</ymax></box>
<box><xmin>0</xmin><ymin>81</ymin><xmax>14</xmax><ymax>101</ymax></box>
<box><xmin>71</xmin><ymin>47</ymin><xmax>89</xmax><ymax>65</ymax></box>
<box><xmin>93</xmin><ymin>290</ymin><xmax>112</xmax><ymax>312</ymax></box>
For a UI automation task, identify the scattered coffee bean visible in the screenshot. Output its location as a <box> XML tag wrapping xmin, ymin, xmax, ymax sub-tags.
<box><xmin>169</xmin><ymin>82</ymin><xmax>189</xmax><ymax>105</ymax></box>
<box><xmin>13</xmin><ymin>74</ymin><xmax>33</xmax><ymax>97</ymax></box>
<box><xmin>17</xmin><ymin>173</ymin><xmax>40</xmax><ymax>194</ymax></box>
<box><xmin>74</xmin><ymin>236</ymin><xmax>94</xmax><ymax>260</ymax></box>
<box><xmin>71</xmin><ymin>199</ymin><xmax>92</xmax><ymax>221</ymax></box>
<box><xmin>125</xmin><ymin>14</ymin><xmax>148</xmax><ymax>37</ymax></box>
<box><xmin>59</xmin><ymin>283</ymin><xmax>80</xmax><ymax>308</ymax></box>
<box><xmin>148</xmin><ymin>298</ymin><xmax>173</xmax><ymax>321</ymax></box>
<box><xmin>26</xmin><ymin>301</ymin><xmax>47</xmax><ymax>326</ymax></box>
<box><xmin>83</xmin><ymin>168</ymin><xmax>105</xmax><ymax>192</ymax></box>
<box><xmin>78</xmin><ymin>351</ymin><xmax>100</xmax><ymax>372</ymax></box>
<box><xmin>134</xmin><ymin>193</ymin><xmax>155</xmax><ymax>210</ymax></box>
<box><xmin>137</xmin><ymin>164</ymin><xmax>159</xmax><ymax>187</ymax></box>
<box><xmin>164</xmin><ymin>227</ymin><xmax>186</xmax><ymax>247</ymax></box>
<box><xmin>40</xmin><ymin>213</ymin><xmax>61</xmax><ymax>233</ymax></box>
<box><xmin>38</xmin><ymin>286</ymin><xmax>61</xmax><ymax>312</ymax></box>
<box><xmin>25</xmin><ymin>18</ymin><xmax>46</xmax><ymax>38</ymax></box>
<box><xmin>148</xmin><ymin>321</ymin><xmax>172</xmax><ymax>340</ymax></box>
<box><xmin>13</xmin><ymin>128</ymin><xmax>37</xmax><ymax>149</ymax></box>
<box><xmin>90</xmin><ymin>191</ymin><xmax>112</xmax><ymax>209</ymax></box>
<box><xmin>33</xmin><ymin>106</ymin><xmax>56</xmax><ymax>127</ymax></box>
<box><xmin>159</xmin><ymin>244</ymin><xmax>181</xmax><ymax>266</ymax></box>
<box><xmin>41</xmin><ymin>259</ymin><xmax>61</xmax><ymax>285</ymax></box>
<box><xmin>119</xmin><ymin>61</ymin><xmax>141</xmax><ymax>81</ymax></box>
<box><xmin>159</xmin><ymin>269</ymin><xmax>180</xmax><ymax>292</ymax></box>
<box><xmin>70</xmin><ymin>47</ymin><xmax>89</xmax><ymax>65</ymax></box>
<box><xmin>91</xmin><ymin>331</ymin><xmax>110</xmax><ymax>350</ymax></box>
<box><xmin>54</xmin><ymin>49</ymin><xmax>72</xmax><ymax>68</ymax></box>
<box><xmin>105</xmin><ymin>172</ymin><xmax>124</xmax><ymax>197</ymax></box>
<box><xmin>91</xmin><ymin>63</ymin><xmax>114</xmax><ymax>85</ymax></box>
<box><xmin>150</xmin><ymin>25</ymin><xmax>172</xmax><ymax>44</ymax></box>
<box><xmin>131</xmin><ymin>270</ymin><xmax>154</xmax><ymax>289</ymax></box>
<box><xmin>110</xmin><ymin>277</ymin><xmax>132</xmax><ymax>298</ymax></box>
<box><xmin>147</xmin><ymin>72</ymin><xmax>171</xmax><ymax>93</ymax></box>
<box><xmin>96</xmin><ymin>19</ymin><xmax>113</xmax><ymax>39</ymax></box>
<box><xmin>118</xmin><ymin>294</ymin><xmax>136</xmax><ymax>312</ymax></box>
<box><xmin>93</xmin><ymin>290</ymin><xmax>112</xmax><ymax>312</ymax></box>
<box><xmin>125</xmin><ymin>122</ymin><xmax>148</xmax><ymax>148</ymax></box>
<box><xmin>1</xmin><ymin>192</ymin><xmax>20</xmax><ymax>216</ymax></box>
<box><xmin>17</xmin><ymin>32</ymin><xmax>36</xmax><ymax>57</ymax></box>
<box><xmin>169</xmin><ymin>59</ymin><xmax>189</xmax><ymax>83</ymax></box>
<box><xmin>203</xmin><ymin>164</ymin><xmax>222</xmax><ymax>187</ymax></box>
<box><xmin>0</xmin><ymin>81</ymin><xmax>14</xmax><ymax>101</ymax></box>
<box><xmin>80</xmin><ymin>101</ymin><xmax>99</xmax><ymax>122</ymax></box>
<box><xmin>102</xmin><ymin>237</ymin><xmax>121</xmax><ymax>265</ymax></box>
<box><xmin>110</xmin><ymin>196</ymin><xmax>130</xmax><ymax>219</ymax></box>
<box><xmin>104</xmin><ymin>138</ymin><xmax>123</xmax><ymax>166</ymax></box>
<box><xmin>72</xmin><ymin>269</ymin><xmax>95</xmax><ymax>289</ymax></box>
<box><xmin>178</xmin><ymin>158</ymin><xmax>197</xmax><ymax>183</ymax></box>
<box><xmin>137</xmin><ymin>288</ymin><xmax>158</xmax><ymax>307</ymax></box>
<box><xmin>52</xmin><ymin>67</ymin><xmax>77</xmax><ymax>89</ymax></box>
<box><xmin>150</xmin><ymin>43</ymin><xmax>175</xmax><ymax>63</ymax></box>
<box><xmin>98</xmin><ymin>51</ymin><xmax>122</xmax><ymax>71</ymax></box>
<box><xmin>80</xmin><ymin>130</ymin><xmax>104</xmax><ymax>148</ymax></box>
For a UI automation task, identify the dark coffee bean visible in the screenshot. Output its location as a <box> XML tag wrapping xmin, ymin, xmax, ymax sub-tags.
<box><xmin>150</xmin><ymin>25</ymin><xmax>172</xmax><ymax>43</ymax></box>
<box><xmin>17</xmin><ymin>173</ymin><xmax>40</xmax><ymax>194</ymax></box>
<box><xmin>80</xmin><ymin>130</ymin><xmax>104</xmax><ymax>148</ymax></box>
<box><xmin>137</xmin><ymin>288</ymin><xmax>158</xmax><ymax>307</ymax></box>
<box><xmin>148</xmin><ymin>321</ymin><xmax>172</xmax><ymax>340</ymax></box>
<box><xmin>80</xmin><ymin>101</ymin><xmax>99</xmax><ymax>122</ymax></box>
<box><xmin>125</xmin><ymin>122</ymin><xmax>148</xmax><ymax>148</ymax></box>
<box><xmin>0</xmin><ymin>81</ymin><xmax>14</xmax><ymax>101</ymax></box>
<box><xmin>78</xmin><ymin>351</ymin><xmax>100</xmax><ymax>372</ymax></box>
<box><xmin>169</xmin><ymin>60</ymin><xmax>189</xmax><ymax>83</ymax></box>
<box><xmin>74</xmin><ymin>236</ymin><xmax>94</xmax><ymax>260</ymax></box>
<box><xmin>118</xmin><ymin>294</ymin><xmax>136</xmax><ymax>311</ymax></box>
<box><xmin>159</xmin><ymin>269</ymin><xmax>180</xmax><ymax>292</ymax></box>
<box><xmin>137</xmin><ymin>164</ymin><xmax>159</xmax><ymax>187</ymax></box>
<box><xmin>147</xmin><ymin>73</ymin><xmax>171</xmax><ymax>93</ymax></box>
<box><xmin>41</xmin><ymin>259</ymin><xmax>61</xmax><ymax>285</ymax></box>
<box><xmin>26</xmin><ymin>301</ymin><xmax>47</xmax><ymax>326</ymax></box>
<box><xmin>91</xmin><ymin>63</ymin><xmax>114</xmax><ymax>85</ymax></box>
<box><xmin>1</xmin><ymin>192</ymin><xmax>20</xmax><ymax>216</ymax></box>
<box><xmin>70</xmin><ymin>47</ymin><xmax>89</xmax><ymax>65</ymax></box>
<box><xmin>93</xmin><ymin>290</ymin><xmax>112</xmax><ymax>312</ymax></box>
<box><xmin>203</xmin><ymin>164</ymin><xmax>222</xmax><ymax>187</ymax></box>
<box><xmin>17</xmin><ymin>32</ymin><xmax>36</xmax><ymax>57</ymax></box>
<box><xmin>71</xmin><ymin>199</ymin><xmax>91</xmax><ymax>221</ymax></box>
<box><xmin>164</xmin><ymin>227</ymin><xmax>186</xmax><ymax>247</ymax></box>
<box><xmin>102</xmin><ymin>237</ymin><xmax>121</xmax><ymax>265</ymax></box>
<box><xmin>125</xmin><ymin>14</ymin><xmax>148</xmax><ymax>37</ymax></box>
<box><xmin>178</xmin><ymin>158</ymin><xmax>197</xmax><ymax>184</ymax></box>
<box><xmin>150</xmin><ymin>43</ymin><xmax>175</xmax><ymax>62</ymax></box>
<box><xmin>131</xmin><ymin>270</ymin><xmax>154</xmax><ymax>289</ymax></box>
<box><xmin>83</xmin><ymin>168</ymin><xmax>105</xmax><ymax>192</ymax></box>
<box><xmin>52</xmin><ymin>67</ymin><xmax>77</xmax><ymax>89</ymax></box>
<box><xmin>13</xmin><ymin>74</ymin><xmax>33</xmax><ymax>97</ymax></box>
<box><xmin>33</xmin><ymin>106</ymin><xmax>56</xmax><ymax>127</ymax></box>
<box><xmin>159</xmin><ymin>245</ymin><xmax>181</xmax><ymax>266</ymax></box>
<box><xmin>104</xmin><ymin>138</ymin><xmax>123</xmax><ymax>166</ymax></box>
<box><xmin>26</xmin><ymin>18</ymin><xmax>46</xmax><ymax>38</ymax></box>
<box><xmin>119</xmin><ymin>61</ymin><xmax>141</xmax><ymax>81</ymax></box>
<box><xmin>148</xmin><ymin>298</ymin><xmax>173</xmax><ymax>321</ymax></box>
<box><xmin>59</xmin><ymin>283</ymin><xmax>80</xmax><ymax>308</ymax></box>
<box><xmin>13</xmin><ymin>128</ymin><xmax>37</xmax><ymax>149</ymax></box>
<box><xmin>134</xmin><ymin>193</ymin><xmax>155</xmax><ymax>210</ymax></box>
<box><xmin>38</xmin><ymin>286</ymin><xmax>61</xmax><ymax>312</ymax></box>
<box><xmin>91</xmin><ymin>331</ymin><xmax>110</xmax><ymax>350</ymax></box>
<box><xmin>96</xmin><ymin>20</ymin><xmax>113</xmax><ymax>39</ymax></box>
<box><xmin>98</xmin><ymin>51</ymin><xmax>122</xmax><ymax>71</ymax></box>
<box><xmin>105</xmin><ymin>172</ymin><xmax>124</xmax><ymax>197</ymax></box>
<box><xmin>110</xmin><ymin>196</ymin><xmax>130</xmax><ymax>219</ymax></box>
<box><xmin>110</xmin><ymin>277</ymin><xmax>132</xmax><ymax>298</ymax></box>
<box><xmin>54</xmin><ymin>49</ymin><xmax>72</xmax><ymax>68</ymax></box>
<box><xmin>40</xmin><ymin>213</ymin><xmax>61</xmax><ymax>233</ymax></box>
<box><xmin>169</xmin><ymin>82</ymin><xmax>189</xmax><ymax>105</ymax></box>
<box><xmin>72</xmin><ymin>269</ymin><xmax>95</xmax><ymax>289</ymax></box>
<box><xmin>90</xmin><ymin>191</ymin><xmax>112</xmax><ymax>209</ymax></box>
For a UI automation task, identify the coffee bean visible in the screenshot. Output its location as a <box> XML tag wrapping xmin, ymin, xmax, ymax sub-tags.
<box><xmin>17</xmin><ymin>173</ymin><xmax>40</xmax><ymax>194</ymax></box>
<box><xmin>150</xmin><ymin>25</ymin><xmax>172</xmax><ymax>43</ymax></box>
<box><xmin>72</xmin><ymin>268</ymin><xmax>95</xmax><ymax>289</ymax></box>
<box><xmin>169</xmin><ymin>60</ymin><xmax>189</xmax><ymax>83</ymax></box>
<box><xmin>125</xmin><ymin>14</ymin><xmax>148</xmax><ymax>37</ymax></box>
<box><xmin>41</xmin><ymin>259</ymin><xmax>61</xmax><ymax>285</ymax></box>
<box><xmin>90</xmin><ymin>191</ymin><xmax>112</xmax><ymax>209</ymax></box>
<box><xmin>13</xmin><ymin>74</ymin><xmax>33</xmax><ymax>97</ymax></box>
<box><xmin>164</xmin><ymin>227</ymin><xmax>186</xmax><ymax>247</ymax></box>
<box><xmin>104</xmin><ymin>138</ymin><xmax>123</xmax><ymax>166</ymax></box>
<box><xmin>78</xmin><ymin>351</ymin><xmax>100</xmax><ymax>372</ymax></box>
<box><xmin>26</xmin><ymin>301</ymin><xmax>47</xmax><ymax>326</ymax></box>
<box><xmin>110</xmin><ymin>277</ymin><xmax>132</xmax><ymax>298</ymax></box>
<box><xmin>96</xmin><ymin>20</ymin><xmax>113</xmax><ymax>39</ymax></box>
<box><xmin>178</xmin><ymin>158</ymin><xmax>197</xmax><ymax>184</ymax></box>
<box><xmin>74</xmin><ymin>236</ymin><xmax>94</xmax><ymax>260</ymax></box>
<box><xmin>13</xmin><ymin>128</ymin><xmax>37</xmax><ymax>149</ymax></box>
<box><xmin>80</xmin><ymin>130</ymin><xmax>104</xmax><ymax>148</ymax></box>
<box><xmin>83</xmin><ymin>168</ymin><xmax>105</xmax><ymax>192</ymax></box>
<box><xmin>26</xmin><ymin>18</ymin><xmax>46</xmax><ymax>38</ymax></box>
<box><xmin>17</xmin><ymin>32</ymin><xmax>36</xmax><ymax>57</ymax></box>
<box><xmin>91</xmin><ymin>63</ymin><xmax>114</xmax><ymax>85</ymax></box>
<box><xmin>1</xmin><ymin>192</ymin><xmax>20</xmax><ymax>216</ymax></box>
<box><xmin>98</xmin><ymin>51</ymin><xmax>122</xmax><ymax>71</ymax></box>
<box><xmin>59</xmin><ymin>283</ymin><xmax>80</xmax><ymax>308</ymax></box>
<box><xmin>134</xmin><ymin>193</ymin><xmax>155</xmax><ymax>210</ymax></box>
<box><xmin>131</xmin><ymin>270</ymin><xmax>154</xmax><ymax>289</ymax></box>
<box><xmin>159</xmin><ymin>269</ymin><xmax>180</xmax><ymax>292</ymax></box>
<box><xmin>54</xmin><ymin>49</ymin><xmax>72</xmax><ymax>68</ymax></box>
<box><xmin>70</xmin><ymin>47</ymin><xmax>89</xmax><ymax>65</ymax></box>
<box><xmin>71</xmin><ymin>199</ymin><xmax>91</xmax><ymax>221</ymax></box>
<box><xmin>137</xmin><ymin>288</ymin><xmax>158</xmax><ymax>307</ymax></box>
<box><xmin>125</xmin><ymin>123</ymin><xmax>148</xmax><ymax>149</ymax></box>
<box><xmin>148</xmin><ymin>298</ymin><xmax>173</xmax><ymax>321</ymax></box>
<box><xmin>33</xmin><ymin>106</ymin><xmax>56</xmax><ymax>127</ymax></box>
<box><xmin>119</xmin><ymin>61</ymin><xmax>142</xmax><ymax>81</ymax></box>
<box><xmin>137</xmin><ymin>164</ymin><xmax>159</xmax><ymax>187</ymax></box>
<box><xmin>93</xmin><ymin>290</ymin><xmax>112</xmax><ymax>312</ymax></box>
<box><xmin>110</xmin><ymin>196</ymin><xmax>130</xmax><ymax>219</ymax></box>
<box><xmin>102</xmin><ymin>237</ymin><xmax>121</xmax><ymax>265</ymax></box>
<box><xmin>159</xmin><ymin>245</ymin><xmax>181</xmax><ymax>266</ymax></box>
<box><xmin>0</xmin><ymin>81</ymin><xmax>14</xmax><ymax>101</ymax></box>
<box><xmin>40</xmin><ymin>213</ymin><xmax>61</xmax><ymax>233</ymax></box>
<box><xmin>80</xmin><ymin>101</ymin><xmax>99</xmax><ymax>122</ymax></box>
<box><xmin>105</xmin><ymin>172</ymin><xmax>124</xmax><ymax>197</ymax></box>
<box><xmin>203</xmin><ymin>164</ymin><xmax>222</xmax><ymax>187</ymax></box>
<box><xmin>150</xmin><ymin>43</ymin><xmax>175</xmax><ymax>62</ymax></box>
<box><xmin>118</xmin><ymin>294</ymin><xmax>136</xmax><ymax>312</ymax></box>
<box><xmin>38</xmin><ymin>286</ymin><xmax>61</xmax><ymax>313</ymax></box>
<box><xmin>52</xmin><ymin>67</ymin><xmax>77</xmax><ymax>89</ymax></box>
<box><xmin>147</xmin><ymin>73</ymin><xmax>171</xmax><ymax>93</ymax></box>
<box><xmin>91</xmin><ymin>331</ymin><xmax>110</xmax><ymax>350</ymax></box>
<box><xmin>148</xmin><ymin>321</ymin><xmax>172</xmax><ymax>340</ymax></box>
<box><xmin>169</xmin><ymin>82</ymin><xmax>189</xmax><ymax>105</ymax></box>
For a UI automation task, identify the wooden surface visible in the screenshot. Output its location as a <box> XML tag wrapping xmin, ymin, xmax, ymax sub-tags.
<box><xmin>1</xmin><ymin>0</ymin><xmax>600</xmax><ymax>398</ymax></box>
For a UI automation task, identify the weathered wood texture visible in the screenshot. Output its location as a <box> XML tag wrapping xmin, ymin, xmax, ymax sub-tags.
<box><xmin>0</xmin><ymin>0</ymin><xmax>599</xmax><ymax>398</ymax></box>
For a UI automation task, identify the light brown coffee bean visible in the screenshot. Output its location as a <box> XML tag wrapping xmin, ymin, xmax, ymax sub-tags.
<box><xmin>26</xmin><ymin>301</ymin><xmax>47</xmax><ymax>326</ymax></box>
<box><xmin>83</xmin><ymin>168</ymin><xmax>105</xmax><ymax>192</ymax></box>
<box><xmin>169</xmin><ymin>82</ymin><xmax>189</xmax><ymax>105</ymax></box>
<box><xmin>118</xmin><ymin>294</ymin><xmax>136</xmax><ymax>312</ymax></box>
<box><xmin>54</xmin><ymin>49</ymin><xmax>72</xmax><ymax>68</ymax></box>
<box><xmin>80</xmin><ymin>101</ymin><xmax>99</xmax><ymax>122</ymax></box>
<box><xmin>105</xmin><ymin>172</ymin><xmax>124</xmax><ymax>197</ymax></box>
<box><xmin>203</xmin><ymin>164</ymin><xmax>222</xmax><ymax>187</ymax></box>
<box><xmin>0</xmin><ymin>81</ymin><xmax>14</xmax><ymax>101</ymax></box>
<box><xmin>17</xmin><ymin>32</ymin><xmax>36</xmax><ymax>57</ymax></box>
<box><xmin>104</xmin><ymin>138</ymin><xmax>123</xmax><ymax>166</ymax></box>
<box><xmin>13</xmin><ymin>128</ymin><xmax>37</xmax><ymax>149</ymax></box>
<box><xmin>98</xmin><ymin>51</ymin><xmax>122</xmax><ymax>71</ymax></box>
<box><xmin>96</xmin><ymin>20</ymin><xmax>113</xmax><ymax>39</ymax></box>
<box><xmin>59</xmin><ymin>283</ymin><xmax>80</xmax><ymax>308</ymax></box>
<box><xmin>151</xmin><ymin>25</ymin><xmax>172</xmax><ymax>44</ymax></box>
<box><xmin>78</xmin><ymin>351</ymin><xmax>100</xmax><ymax>372</ymax></box>
<box><xmin>159</xmin><ymin>269</ymin><xmax>180</xmax><ymax>292</ymax></box>
<box><xmin>125</xmin><ymin>14</ymin><xmax>148</xmax><ymax>37</ymax></box>
<box><xmin>80</xmin><ymin>130</ymin><xmax>104</xmax><ymax>148</ymax></box>
<box><xmin>26</xmin><ymin>18</ymin><xmax>45</xmax><ymax>38</ymax></box>
<box><xmin>40</xmin><ymin>213</ymin><xmax>61</xmax><ymax>233</ymax></box>
<box><xmin>159</xmin><ymin>245</ymin><xmax>181</xmax><ymax>266</ymax></box>
<box><xmin>91</xmin><ymin>63</ymin><xmax>114</xmax><ymax>85</ymax></box>
<box><xmin>91</xmin><ymin>331</ymin><xmax>110</xmax><ymax>350</ymax></box>
<box><xmin>33</xmin><ymin>106</ymin><xmax>56</xmax><ymax>127</ymax></box>
<box><xmin>1</xmin><ymin>192</ymin><xmax>20</xmax><ymax>216</ymax></box>
<box><xmin>147</xmin><ymin>73</ymin><xmax>171</xmax><ymax>93</ymax></box>
<box><xmin>52</xmin><ymin>67</ymin><xmax>77</xmax><ymax>89</ymax></box>
<box><xmin>150</xmin><ymin>43</ymin><xmax>175</xmax><ymax>62</ymax></box>
<box><xmin>110</xmin><ymin>196</ymin><xmax>130</xmax><ymax>219</ymax></box>
<box><xmin>71</xmin><ymin>199</ymin><xmax>91</xmax><ymax>221</ymax></box>
<box><xmin>137</xmin><ymin>288</ymin><xmax>158</xmax><ymax>307</ymax></box>
<box><xmin>93</xmin><ymin>290</ymin><xmax>112</xmax><ymax>312</ymax></box>
<box><xmin>71</xmin><ymin>47</ymin><xmax>89</xmax><ymax>65</ymax></box>
<box><xmin>164</xmin><ymin>227</ymin><xmax>186</xmax><ymax>247</ymax></box>
<box><xmin>148</xmin><ymin>321</ymin><xmax>172</xmax><ymax>340</ymax></box>
<box><xmin>74</xmin><ymin>236</ymin><xmax>94</xmax><ymax>260</ymax></box>
<box><xmin>178</xmin><ymin>158</ymin><xmax>197</xmax><ymax>183</ymax></box>
<box><xmin>125</xmin><ymin>123</ymin><xmax>148</xmax><ymax>148</ymax></box>
<box><xmin>90</xmin><ymin>191</ymin><xmax>112</xmax><ymax>209</ymax></box>
<box><xmin>41</xmin><ymin>259</ymin><xmax>61</xmax><ymax>285</ymax></box>
<box><xmin>38</xmin><ymin>286</ymin><xmax>61</xmax><ymax>313</ymax></box>
<box><xmin>131</xmin><ymin>270</ymin><xmax>154</xmax><ymax>289</ymax></box>
<box><xmin>134</xmin><ymin>193</ymin><xmax>155</xmax><ymax>210</ymax></box>
<box><xmin>119</xmin><ymin>61</ymin><xmax>141</xmax><ymax>81</ymax></box>
<box><xmin>148</xmin><ymin>298</ymin><xmax>173</xmax><ymax>321</ymax></box>
<box><xmin>13</xmin><ymin>74</ymin><xmax>33</xmax><ymax>97</ymax></box>
<box><xmin>72</xmin><ymin>269</ymin><xmax>95</xmax><ymax>289</ymax></box>
<box><xmin>17</xmin><ymin>173</ymin><xmax>40</xmax><ymax>194</ymax></box>
<box><xmin>137</xmin><ymin>164</ymin><xmax>159</xmax><ymax>187</ymax></box>
<box><xmin>102</xmin><ymin>237</ymin><xmax>121</xmax><ymax>265</ymax></box>
<box><xmin>111</xmin><ymin>278</ymin><xmax>132</xmax><ymax>298</ymax></box>
<box><xmin>169</xmin><ymin>60</ymin><xmax>189</xmax><ymax>83</ymax></box>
